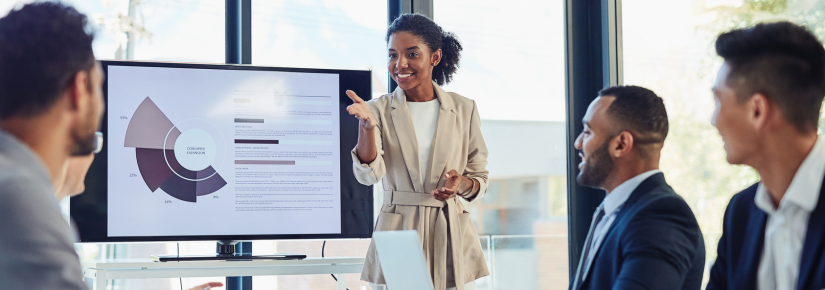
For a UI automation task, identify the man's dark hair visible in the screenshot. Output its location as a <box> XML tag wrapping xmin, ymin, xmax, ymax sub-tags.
<box><xmin>716</xmin><ymin>21</ymin><xmax>825</xmax><ymax>133</ymax></box>
<box><xmin>599</xmin><ymin>85</ymin><xmax>669</xmax><ymax>149</ymax></box>
<box><xmin>387</xmin><ymin>13</ymin><xmax>462</xmax><ymax>86</ymax></box>
<box><xmin>0</xmin><ymin>2</ymin><xmax>96</xmax><ymax>120</ymax></box>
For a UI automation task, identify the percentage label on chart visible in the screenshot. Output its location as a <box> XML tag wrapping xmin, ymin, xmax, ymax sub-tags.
<box><xmin>165</xmin><ymin>200</ymin><xmax>172</xmax><ymax>204</ymax></box>
<box><xmin>120</xmin><ymin>116</ymin><xmax>129</xmax><ymax>120</ymax></box>
<box><xmin>129</xmin><ymin>173</ymin><xmax>138</xmax><ymax>177</ymax></box>
<box><xmin>213</xmin><ymin>196</ymin><xmax>219</xmax><ymax>199</ymax></box>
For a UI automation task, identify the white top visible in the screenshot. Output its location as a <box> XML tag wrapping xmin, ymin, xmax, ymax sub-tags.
<box><xmin>581</xmin><ymin>169</ymin><xmax>662</xmax><ymax>279</ymax></box>
<box><xmin>407</xmin><ymin>98</ymin><xmax>441</xmax><ymax>180</ymax></box>
<box><xmin>756</xmin><ymin>137</ymin><xmax>825</xmax><ymax>290</ymax></box>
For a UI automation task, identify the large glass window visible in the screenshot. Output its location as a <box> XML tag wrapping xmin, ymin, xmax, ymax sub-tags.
<box><xmin>436</xmin><ymin>1</ymin><xmax>568</xmax><ymax>289</ymax></box>
<box><xmin>251</xmin><ymin>0</ymin><xmax>389</xmax><ymax>100</ymax></box>
<box><xmin>622</xmin><ymin>0</ymin><xmax>825</xmax><ymax>286</ymax></box>
<box><xmin>0</xmin><ymin>0</ymin><xmax>225</xmax><ymax>62</ymax></box>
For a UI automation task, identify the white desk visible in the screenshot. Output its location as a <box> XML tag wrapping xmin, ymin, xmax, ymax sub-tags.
<box><xmin>82</xmin><ymin>257</ymin><xmax>365</xmax><ymax>290</ymax></box>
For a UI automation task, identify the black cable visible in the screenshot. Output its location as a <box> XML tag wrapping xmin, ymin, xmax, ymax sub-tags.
<box><xmin>322</xmin><ymin>240</ymin><xmax>348</xmax><ymax>290</ymax></box>
<box><xmin>322</xmin><ymin>241</ymin><xmax>334</xmax><ymax>280</ymax></box>
<box><xmin>178</xmin><ymin>243</ymin><xmax>182</xmax><ymax>290</ymax></box>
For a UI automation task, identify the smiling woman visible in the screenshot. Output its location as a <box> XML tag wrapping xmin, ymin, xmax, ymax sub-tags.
<box><xmin>386</xmin><ymin>14</ymin><xmax>461</xmax><ymax>89</ymax></box>
<box><xmin>345</xmin><ymin>13</ymin><xmax>490</xmax><ymax>290</ymax></box>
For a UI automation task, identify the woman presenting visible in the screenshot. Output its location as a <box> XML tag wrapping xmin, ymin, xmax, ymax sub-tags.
<box><xmin>346</xmin><ymin>14</ymin><xmax>489</xmax><ymax>290</ymax></box>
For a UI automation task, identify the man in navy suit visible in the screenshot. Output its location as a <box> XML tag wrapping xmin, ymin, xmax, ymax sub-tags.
<box><xmin>570</xmin><ymin>86</ymin><xmax>705</xmax><ymax>290</ymax></box>
<box><xmin>707</xmin><ymin>22</ymin><xmax>825</xmax><ymax>290</ymax></box>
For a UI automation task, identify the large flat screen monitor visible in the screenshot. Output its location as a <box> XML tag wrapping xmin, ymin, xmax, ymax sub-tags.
<box><xmin>70</xmin><ymin>60</ymin><xmax>374</xmax><ymax>243</ymax></box>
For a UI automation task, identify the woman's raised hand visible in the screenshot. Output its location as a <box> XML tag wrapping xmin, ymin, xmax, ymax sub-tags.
<box><xmin>346</xmin><ymin>90</ymin><xmax>377</xmax><ymax>129</ymax></box>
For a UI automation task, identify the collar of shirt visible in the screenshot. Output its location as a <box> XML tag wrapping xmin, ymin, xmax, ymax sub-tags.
<box><xmin>755</xmin><ymin>137</ymin><xmax>825</xmax><ymax>214</ymax></box>
<box><xmin>602</xmin><ymin>169</ymin><xmax>662</xmax><ymax>216</ymax></box>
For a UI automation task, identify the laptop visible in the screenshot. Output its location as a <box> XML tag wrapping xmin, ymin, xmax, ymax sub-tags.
<box><xmin>372</xmin><ymin>230</ymin><xmax>436</xmax><ymax>290</ymax></box>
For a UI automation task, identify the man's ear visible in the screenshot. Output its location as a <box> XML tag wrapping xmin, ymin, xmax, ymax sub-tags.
<box><xmin>749</xmin><ymin>93</ymin><xmax>771</xmax><ymax>131</ymax></box>
<box><xmin>67</xmin><ymin>70</ymin><xmax>90</xmax><ymax>111</ymax></box>
<box><xmin>610</xmin><ymin>131</ymin><xmax>635</xmax><ymax>158</ymax></box>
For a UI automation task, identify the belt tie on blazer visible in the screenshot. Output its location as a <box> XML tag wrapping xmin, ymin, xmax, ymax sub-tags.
<box><xmin>383</xmin><ymin>190</ymin><xmax>466</xmax><ymax>290</ymax></box>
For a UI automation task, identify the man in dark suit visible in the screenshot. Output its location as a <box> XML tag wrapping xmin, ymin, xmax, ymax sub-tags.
<box><xmin>707</xmin><ymin>22</ymin><xmax>825</xmax><ymax>290</ymax></box>
<box><xmin>570</xmin><ymin>86</ymin><xmax>705</xmax><ymax>290</ymax></box>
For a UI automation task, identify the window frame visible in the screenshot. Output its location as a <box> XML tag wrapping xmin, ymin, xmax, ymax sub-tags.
<box><xmin>224</xmin><ymin>1</ymin><xmax>253</xmax><ymax>287</ymax></box>
<box><xmin>226</xmin><ymin>0</ymin><xmax>251</xmax><ymax>64</ymax></box>
<box><xmin>564</xmin><ymin>0</ymin><xmax>623</xmax><ymax>280</ymax></box>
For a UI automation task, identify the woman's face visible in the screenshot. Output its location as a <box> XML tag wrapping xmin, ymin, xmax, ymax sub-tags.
<box><xmin>388</xmin><ymin>31</ymin><xmax>441</xmax><ymax>91</ymax></box>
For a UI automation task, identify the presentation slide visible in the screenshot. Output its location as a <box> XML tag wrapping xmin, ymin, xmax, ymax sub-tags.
<box><xmin>106</xmin><ymin>65</ymin><xmax>342</xmax><ymax>237</ymax></box>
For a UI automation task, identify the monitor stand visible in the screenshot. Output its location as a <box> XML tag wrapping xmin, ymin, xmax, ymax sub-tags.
<box><xmin>151</xmin><ymin>240</ymin><xmax>306</xmax><ymax>262</ymax></box>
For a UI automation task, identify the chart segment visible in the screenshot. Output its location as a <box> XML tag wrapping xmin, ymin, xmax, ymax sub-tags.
<box><xmin>125</xmin><ymin>97</ymin><xmax>226</xmax><ymax>202</ymax></box>
<box><xmin>124</xmin><ymin>97</ymin><xmax>180</xmax><ymax>149</ymax></box>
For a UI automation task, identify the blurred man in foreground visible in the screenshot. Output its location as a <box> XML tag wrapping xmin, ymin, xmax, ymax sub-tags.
<box><xmin>0</xmin><ymin>2</ymin><xmax>220</xmax><ymax>289</ymax></box>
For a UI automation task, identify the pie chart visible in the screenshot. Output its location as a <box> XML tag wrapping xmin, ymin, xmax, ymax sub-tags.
<box><xmin>124</xmin><ymin>97</ymin><xmax>227</xmax><ymax>202</ymax></box>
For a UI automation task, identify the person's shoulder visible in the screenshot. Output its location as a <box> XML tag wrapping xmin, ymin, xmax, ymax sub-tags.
<box><xmin>443</xmin><ymin>92</ymin><xmax>482</xmax><ymax>120</ymax></box>
<box><xmin>619</xmin><ymin>183</ymin><xmax>703</xmax><ymax>248</ymax></box>
<box><xmin>0</xmin><ymin>156</ymin><xmax>53</xmax><ymax>205</ymax></box>
<box><xmin>0</xmin><ymin>154</ymin><xmax>72</xmax><ymax>242</ymax></box>
<box><xmin>728</xmin><ymin>182</ymin><xmax>759</xmax><ymax>210</ymax></box>
<box><xmin>719</xmin><ymin>182</ymin><xmax>760</xmax><ymax>227</ymax></box>
<box><xmin>631</xmin><ymin>182</ymin><xmax>695</xmax><ymax>221</ymax></box>
<box><xmin>365</xmin><ymin>93</ymin><xmax>393</xmax><ymax>111</ymax></box>
<box><xmin>367</xmin><ymin>93</ymin><xmax>392</xmax><ymax>105</ymax></box>
<box><xmin>642</xmin><ymin>189</ymin><xmax>693</xmax><ymax>215</ymax></box>
<box><xmin>0</xmin><ymin>151</ymin><xmax>84</xmax><ymax>289</ymax></box>
<box><xmin>444</xmin><ymin>91</ymin><xmax>477</xmax><ymax>108</ymax></box>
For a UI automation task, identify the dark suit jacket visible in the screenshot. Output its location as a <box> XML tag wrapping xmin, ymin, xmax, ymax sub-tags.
<box><xmin>573</xmin><ymin>173</ymin><xmax>706</xmax><ymax>290</ymax></box>
<box><xmin>707</xmin><ymin>176</ymin><xmax>825</xmax><ymax>290</ymax></box>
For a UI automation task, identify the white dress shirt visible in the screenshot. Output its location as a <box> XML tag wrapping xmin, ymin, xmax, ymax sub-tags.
<box><xmin>580</xmin><ymin>169</ymin><xmax>662</xmax><ymax>279</ymax></box>
<box><xmin>407</xmin><ymin>98</ymin><xmax>440</xmax><ymax>180</ymax></box>
<box><xmin>755</xmin><ymin>137</ymin><xmax>825</xmax><ymax>290</ymax></box>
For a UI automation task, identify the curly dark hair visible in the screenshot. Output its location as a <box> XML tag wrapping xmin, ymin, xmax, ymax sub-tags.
<box><xmin>386</xmin><ymin>14</ymin><xmax>462</xmax><ymax>86</ymax></box>
<box><xmin>716</xmin><ymin>21</ymin><xmax>825</xmax><ymax>133</ymax></box>
<box><xmin>0</xmin><ymin>2</ymin><xmax>96</xmax><ymax>120</ymax></box>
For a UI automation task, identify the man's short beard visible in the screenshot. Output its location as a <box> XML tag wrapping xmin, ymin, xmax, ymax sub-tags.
<box><xmin>70</xmin><ymin>71</ymin><xmax>99</xmax><ymax>157</ymax></box>
<box><xmin>70</xmin><ymin>119</ymin><xmax>97</xmax><ymax>156</ymax></box>
<box><xmin>576</xmin><ymin>138</ymin><xmax>614</xmax><ymax>188</ymax></box>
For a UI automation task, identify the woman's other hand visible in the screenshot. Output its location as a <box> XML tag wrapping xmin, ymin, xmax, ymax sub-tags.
<box><xmin>346</xmin><ymin>90</ymin><xmax>377</xmax><ymax>129</ymax></box>
<box><xmin>431</xmin><ymin>169</ymin><xmax>463</xmax><ymax>201</ymax></box>
<box><xmin>188</xmin><ymin>282</ymin><xmax>223</xmax><ymax>290</ymax></box>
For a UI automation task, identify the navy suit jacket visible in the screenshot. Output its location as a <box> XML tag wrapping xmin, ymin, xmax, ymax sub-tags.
<box><xmin>707</xmin><ymin>176</ymin><xmax>825</xmax><ymax>290</ymax></box>
<box><xmin>573</xmin><ymin>173</ymin><xmax>706</xmax><ymax>290</ymax></box>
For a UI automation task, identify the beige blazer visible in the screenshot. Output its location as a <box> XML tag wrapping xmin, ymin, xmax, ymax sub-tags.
<box><xmin>352</xmin><ymin>81</ymin><xmax>490</xmax><ymax>290</ymax></box>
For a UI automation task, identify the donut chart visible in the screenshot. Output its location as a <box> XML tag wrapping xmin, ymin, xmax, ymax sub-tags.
<box><xmin>124</xmin><ymin>97</ymin><xmax>227</xmax><ymax>202</ymax></box>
